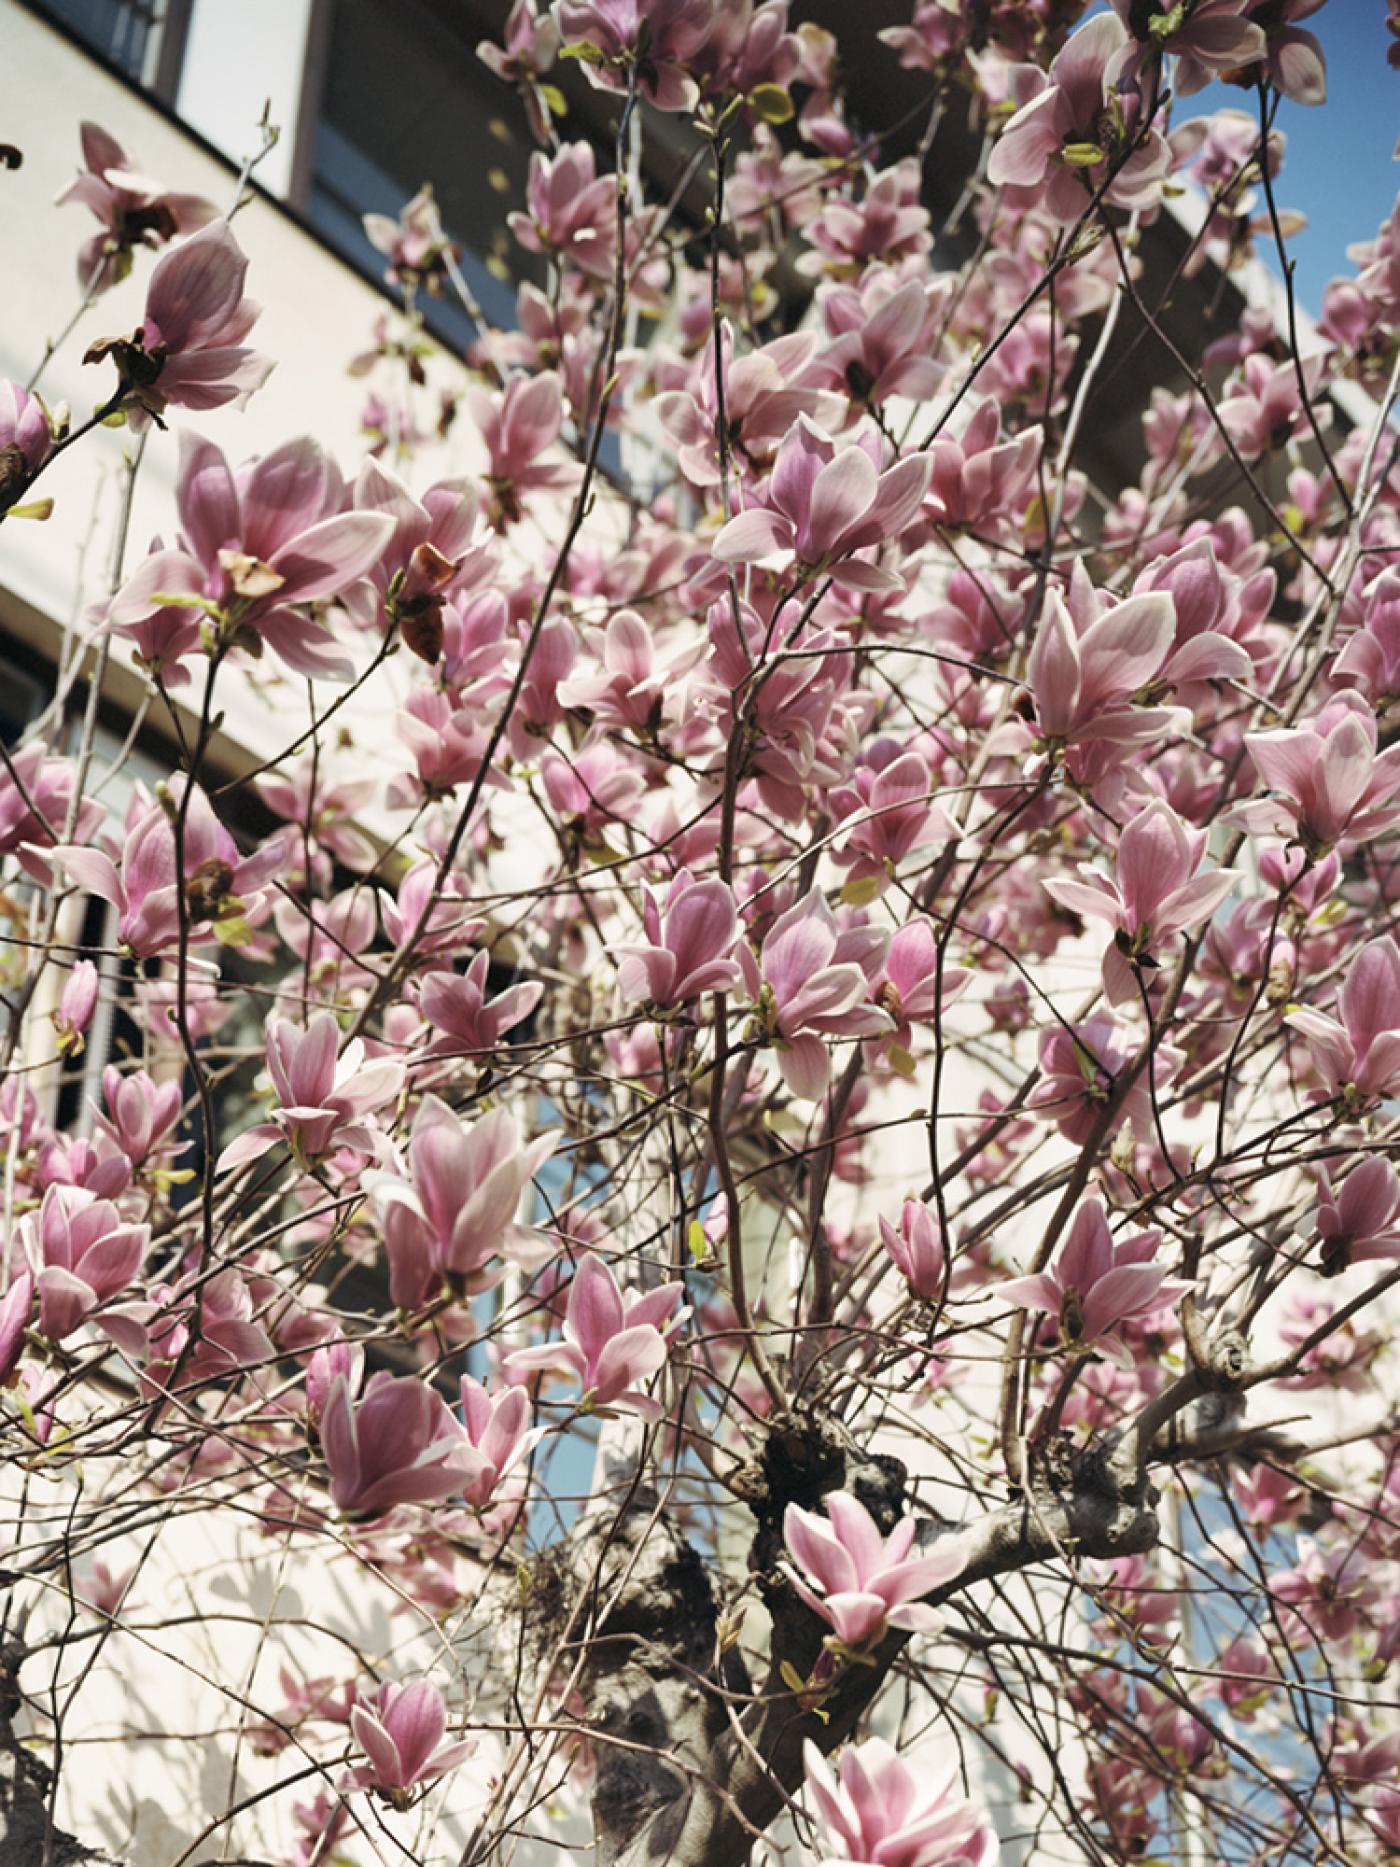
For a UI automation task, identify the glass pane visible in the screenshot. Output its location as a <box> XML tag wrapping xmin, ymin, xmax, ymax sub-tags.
<box><xmin>34</xmin><ymin>0</ymin><xmax>159</xmax><ymax>83</ymax></box>
<box><xmin>306</xmin><ymin>0</ymin><xmax>539</xmax><ymax>346</ymax></box>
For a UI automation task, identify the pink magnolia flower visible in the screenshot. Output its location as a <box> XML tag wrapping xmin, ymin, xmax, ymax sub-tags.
<box><xmin>1086</xmin><ymin>1552</ymin><xmax>1180</xmax><ymax>1651</ymax></box>
<box><xmin>291</xmin><ymin>1791</ymin><xmax>353</xmax><ymax>1866</ymax></box>
<box><xmin>479</xmin><ymin>0</ymin><xmax>561</xmax><ymax>143</ymax></box>
<box><xmin>465</xmin><ymin>372</ymin><xmax>583</xmax><ymax>527</ymax></box>
<box><xmin>350</xmin><ymin>457</ymin><xmax>493</xmax><ymax>656</ymax></box>
<box><xmin>704</xmin><ymin>599</ymin><xmax>842</xmax><ymax>819</ymax></box>
<box><xmin>1369</xmin><ymin>1785</ymin><xmax>1400</xmax><ymax>1854</ymax></box>
<box><xmin>541</xmin><ymin>742</ymin><xmax>647</xmax><ymax>844</ymax></box>
<box><xmin>1288</xmin><ymin>937</ymin><xmax>1400</xmax><ymax>1106</ymax></box>
<box><xmin>127</xmin><ymin>1265</ymin><xmax>276</xmax><ymax>1394</ymax></box>
<box><xmin>868</xmin><ymin>918</ymin><xmax>971</xmax><ymax>1062</ymax></box>
<box><xmin>551</xmin><ymin>0</ymin><xmax>715</xmax><ymax>111</ymax></box>
<box><xmin>378</xmin><ymin>859</ymin><xmax>483</xmax><ymax>954</ymax></box>
<box><xmin>73</xmin><ymin>1559</ymin><xmax>134</xmax><ymax>1619</ymax></box>
<box><xmin>255</xmin><ymin>761</ymin><xmax>380</xmax><ymax>875</ymax></box>
<box><xmin>1029</xmin><ymin>1014</ymin><xmax>1182</xmax><ymax>1148</ymax></box>
<box><xmin>34</xmin><ymin>1132</ymin><xmax>130</xmax><ymax>1203</ymax></box>
<box><xmin>1213</xmin><ymin>1636</ymin><xmax>1274</xmax><ymax>1718</ymax></box>
<box><xmin>1275</xmin><ymin>1290</ymin><xmax>1384</xmax><ymax>1394</ymax></box>
<box><xmin>367</xmin><ymin>1096</ymin><xmax>557</xmax><ymax>1310</ymax></box>
<box><xmin>782</xmin><ymin>1490</ymin><xmax>967</xmax><ymax>1651</ymax></box>
<box><xmin>508</xmin><ymin>142</ymin><xmax>615</xmax><ymax>280</ymax></box>
<box><xmin>654</xmin><ymin>327</ymin><xmax>843</xmax><ymax>490</ymax></box>
<box><xmin>1245</xmin><ymin>0</ymin><xmax>1327</xmax><ymax>106</ymax></box>
<box><xmin>556</xmin><ymin>608</ymin><xmax>704</xmax><ymax>732</ymax></box>
<box><xmin>814</xmin><ymin>276</ymin><xmax>945</xmax><ymax>412</ymax></box>
<box><xmin>418</xmin><ymin>955</ymin><xmax>543</xmax><ymax>1058</ymax></box>
<box><xmin>391</xmin><ymin>689</ymin><xmax>503</xmax><ymax>805</ymax></box>
<box><xmin>1217</xmin><ymin>352</ymin><xmax>1325</xmax><ymax>459</ymax></box>
<box><xmin>1326</xmin><ymin>1719</ymin><xmax>1400</xmax><ymax>1786</ymax></box>
<box><xmin>362</xmin><ymin>186</ymin><xmax>455</xmax><ymax>291</ymax></box>
<box><xmin>274</xmin><ymin>889</ymin><xmax>378</xmax><ymax>993</ymax></box>
<box><xmin>505</xmin><ymin>1253</ymin><xmax>687</xmax><ymax>1420</ymax></box>
<box><xmin>713</xmin><ymin>418</ymin><xmax>932</xmax><ymax>593</ymax></box>
<box><xmin>1233</xmin><ymin>1461</ymin><xmax>1304</xmax><ymax>1531</ymax></box>
<box><xmin>0</xmin><ymin>743</ymin><xmax>105</xmax><ymax>881</ymax></box>
<box><xmin>877</xmin><ymin>1199</ymin><xmax>946</xmax><ymax>1302</ymax></box>
<box><xmin>614</xmin><ymin>871</ymin><xmax>744</xmax><ymax>1008</ymax></box>
<box><xmin>999</xmin><ymin>1197</ymin><xmax>1191</xmax><ymax>1368</ymax></box>
<box><xmin>798</xmin><ymin>164</ymin><xmax>931</xmax><ymax>275</ymax></box>
<box><xmin>304</xmin><ymin>1338</ymin><xmax>365</xmax><ymax>1425</ymax></box>
<box><xmin>320</xmin><ymin>1371</ymin><xmax>474</xmax><ymax>1517</ymax></box>
<box><xmin>830</xmin><ymin>752</ymin><xmax>959</xmax><ymax>891</ymax></box>
<box><xmin>93</xmin><ymin>1065</ymin><xmax>183</xmax><ymax>1169</ymax></box>
<box><xmin>740</xmin><ymin>886</ymin><xmax>891</xmax><ymax>1099</ymax></box>
<box><xmin>217</xmin><ymin>1011</ymin><xmax>405</xmax><ymax>1172</ymax></box>
<box><xmin>1315</xmin><ymin>1156</ymin><xmax>1400</xmax><ymax>1276</ymax></box>
<box><xmin>923</xmin><ymin>397</ymin><xmax>1042</xmax><ymax>541</ymax></box>
<box><xmin>1110</xmin><ymin>0</ymin><xmax>1263</xmax><ymax>96</ymax></box>
<box><xmin>52</xmin><ymin>959</ymin><xmax>99</xmax><ymax>1057</ymax></box>
<box><xmin>105</xmin><ymin>430</ymin><xmax>394</xmax><ymax>683</ymax></box>
<box><xmin>802</xmin><ymin>1734</ymin><xmax>996</xmax><ymax>1867</ymax></box>
<box><xmin>728</xmin><ymin>131</ymin><xmax>826</xmax><ymax>232</ymax></box>
<box><xmin>1233</xmin><ymin>697</ymin><xmax>1400</xmax><ymax>855</ymax></box>
<box><xmin>1270</xmin><ymin>1536</ymin><xmax>1383</xmax><ymax>1645</ymax></box>
<box><xmin>986</xmin><ymin>14</ymin><xmax>1171</xmax><ymax>224</ymax></box>
<box><xmin>0</xmin><ymin>1271</ymin><xmax>33</xmax><ymax>1386</ymax></box>
<box><xmin>1026</xmin><ymin>584</ymin><xmax>1178</xmax><ymax>751</ymax></box>
<box><xmin>247</xmin><ymin>1665</ymin><xmax>355</xmax><ymax>1757</ymax></box>
<box><xmin>48</xmin><ymin>776</ymin><xmax>283</xmax><ymax>958</ymax></box>
<box><xmin>1129</xmin><ymin>536</ymin><xmax>1262</xmax><ymax>689</ymax></box>
<box><xmin>879</xmin><ymin>2</ymin><xmax>969</xmax><ymax>72</ymax></box>
<box><xmin>56</xmin><ymin>120</ymin><xmax>217</xmax><ymax>293</ymax></box>
<box><xmin>22</xmin><ymin>1185</ymin><xmax>151</xmax><ymax>1342</ymax></box>
<box><xmin>1333</xmin><ymin>568</ymin><xmax>1400</xmax><ymax>705</ymax></box>
<box><xmin>688</xmin><ymin>0</ymin><xmax>801</xmax><ymax>98</ymax></box>
<box><xmin>346</xmin><ymin>1679</ymin><xmax>474</xmax><ymax>1805</ymax></box>
<box><xmin>0</xmin><ymin>378</ymin><xmax>54</xmax><ymax>516</ymax></box>
<box><xmin>84</xmin><ymin>219</ymin><xmax>273</xmax><ymax>422</ymax></box>
<box><xmin>457</xmin><ymin>1375</ymin><xmax>541</xmax><ymax>1511</ymax></box>
<box><xmin>1041</xmin><ymin>799</ymin><xmax>1237</xmax><ymax>1005</ymax></box>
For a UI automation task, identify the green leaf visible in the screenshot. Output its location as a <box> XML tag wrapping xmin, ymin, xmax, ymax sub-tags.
<box><xmin>887</xmin><ymin>1043</ymin><xmax>917</xmax><ymax>1081</ymax></box>
<box><xmin>748</xmin><ymin>83</ymin><xmax>795</xmax><ymax>124</ymax></box>
<box><xmin>214</xmin><ymin>914</ymin><xmax>254</xmax><ymax>947</ymax></box>
<box><xmin>841</xmin><ymin>875</ymin><xmax>882</xmax><ymax>907</ymax></box>
<box><xmin>688</xmin><ymin>1220</ymin><xmax>709</xmax><ymax>1263</ymax></box>
<box><xmin>559</xmin><ymin>39</ymin><xmax>604</xmax><ymax>62</ymax></box>
<box><xmin>540</xmin><ymin>83</ymin><xmax>568</xmax><ymax>117</ymax></box>
<box><xmin>148</xmin><ymin>590</ymin><xmax>224</xmax><ymax>619</ymax></box>
<box><xmin>1148</xmin><ymin>3</ymin><xmax>1187</xmax><ymax>42</ymax></box>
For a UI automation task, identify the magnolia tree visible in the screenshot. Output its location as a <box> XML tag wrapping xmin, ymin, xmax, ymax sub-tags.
<box><xmin>3</xmin><ymin>0</ymin><xmax>1400</xmax><ymax>1862</ymax></box>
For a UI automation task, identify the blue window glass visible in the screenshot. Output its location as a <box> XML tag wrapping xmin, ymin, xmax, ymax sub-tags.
<box><xmin>305</xmin><ymin>0</ymin><xmax>539</xmax><ymax>348</ymax></box>
<box><xmin>32</xmin><ymin>0</ymin><xmax>159</xmax><ymax>82</ymax></box>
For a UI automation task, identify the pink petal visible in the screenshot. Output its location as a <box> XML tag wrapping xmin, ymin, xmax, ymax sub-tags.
<box><xmin>712</xmin><ymin>507</ymin><xmax>794</xmax><ymax>563</ymax></box>
<box><xmin>270</xmin><ymin>512</ymin><xmax>396</xmax><ymax>604</ymax></box>
<box><xmin>566</xmin><ymin>1254</ymin><xmax>625</xmax><ymax>1364</ymax></box>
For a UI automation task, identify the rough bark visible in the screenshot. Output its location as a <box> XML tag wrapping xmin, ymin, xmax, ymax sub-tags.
<box><xmin>0</xmin><ymin>1643</ymin><xmax>124</xmax><ymax>1867</ymax></box>
<box><xmin>566</xmin><ymin>1409</ymin><xmax>1161</xmax><ymax>1867</ymax></box>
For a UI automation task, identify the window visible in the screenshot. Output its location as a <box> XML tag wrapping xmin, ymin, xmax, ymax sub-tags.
<box><xmin>303</xmin><ymin>0</ymin><xmax>537</xmax><ymax>347</ymax></box>
<box><xmin>29</xmin><ymin>0</ymin><xmax>188</xmax><ymax>97</ymax></box>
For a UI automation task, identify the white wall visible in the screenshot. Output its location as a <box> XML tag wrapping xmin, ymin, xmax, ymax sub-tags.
<box><xmin>176</xmin><ymin>0</ymin><xmax>315</xmax><ymax>200</ymax></box>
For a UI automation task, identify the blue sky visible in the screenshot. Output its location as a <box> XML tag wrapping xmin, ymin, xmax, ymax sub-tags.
<box><xmin>1187</xmin><ymin>1</ymin><xmax>1396</xmax><ymax>315</ymax></box>
<box><xmin>1173</xmin><ymin>3</ymin><xmax>1398</xmax><ymax>316</ymax></box>
<box><xmin>1090</xmin><ymin>0</ymin><xmax>1396</xmax><ymax>313</ymax></box>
